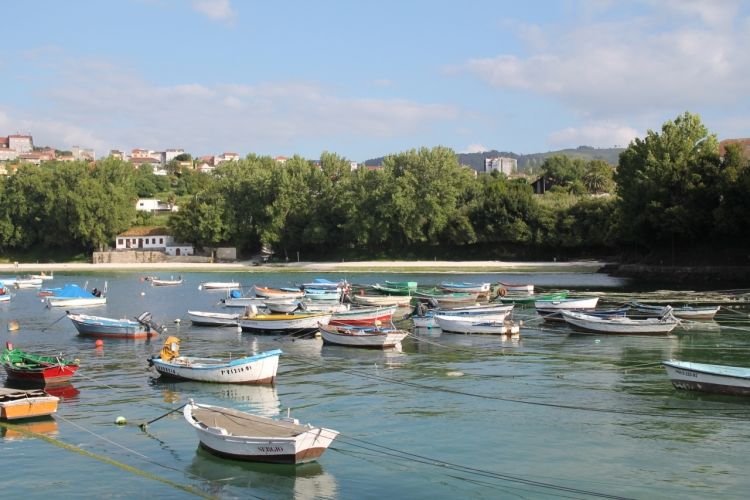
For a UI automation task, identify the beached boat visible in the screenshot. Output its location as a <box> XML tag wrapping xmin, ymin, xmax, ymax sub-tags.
<box><xmin>496</xmin><ymin>291</ymin><xmax>568</xmax><ymax>305</ymax></box>
<box><xmin>329</xmin><ymin>305</ymin><xmax>398</xmax><ymax>326</ymax></box>
<box><xmin>662</xmin><ymin>360</ymin><xmax>750</xmax><ymax>396</ymax></box>
<box><xmin>497</xmin><ymin>282</ymin><xmax>535</xmax><ymax>294</ymax></box>
<box><xmin>150</xmin><ymin>277</ymin><xmax>184</xmax><ymax>286</ymax></box>
<box><xmin>371</xmin><ymin>283</ymin><xmax>412</xmax><ymax>296</ymax></box>
<box><xmin>0</xmin><ymin>387</ymin><xmax>59</xmax><ymax>420</ymax></box>
<box><xmin>45</xmin><ymin>283</ymin><xmax>107</xmax><ymax>307</ymax></box>
<box><xmin>67</xmin><ymin>311</ymin><xmax>164</xmax><ymax>339</ymax></box>
<box><xmin>349</xmin><ymin>293</ymin><xmax>412</xmax><ymax>307</ymax></box>
<box><xmin>537</xmin><ymin>306</ymin><xmax>629</xmax><ymax>323</ymax></box>
<box><xmin>184</xmin><ymin>400</ymin><xmax>339</xmax><ymax>464</ymax></box>
<box><xmin>188</xmin><ymin>310</ymin><xmax>240</xmax><ymax>327</ymax></box>
<box><xmin>149</xmin><ymin>336</ymin><xmax>282</xmax><ymax>384</ymax></box>
<box><xmin>438</xmin><ymin>282</ymin><xmax>491</xmax><ymax>294</ymax></box>
<box><xmin>630</xmin><ymin>301</ymin><xmax>720</xmax><ymax>320</ymax></box>
<box><xmin>239</xmin><ymin>310</ymin><xmax>331</xmax><ymax>334</ymax></box>
<box><xmin>561</xmin><ymin>309</ymin><xmax>680</xmax><ymax>335</ymax></box>
<box><xmin>319</xmin><ymin>324</ymin><xmax>409</xmax><ymax>348</ymax></box>
<box><xmin>200</xmin><ymin>281</ymin><xmax>241</xmax><ymax>290</ymax></box>
<box><xmin>1</xmin><ymin>343</ymin><xmax>79</xmax><ymax>385</ymax></box>
<box><xmin>253</xmin><ymin>286</ymin><xmax>305</xmax><ymax>300</ymax></box>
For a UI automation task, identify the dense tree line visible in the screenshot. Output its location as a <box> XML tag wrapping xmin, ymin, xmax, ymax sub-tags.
<box><xmin>1</xmin><ymin>112</ymin><xmax>748</xmax><ymax>263</ymax></box>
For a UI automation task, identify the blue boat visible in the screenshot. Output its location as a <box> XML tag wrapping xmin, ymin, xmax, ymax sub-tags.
<box><xmin>67</xmin><ymin>311</ymin><xmax>164</xmax><ymax>339</ymax></box>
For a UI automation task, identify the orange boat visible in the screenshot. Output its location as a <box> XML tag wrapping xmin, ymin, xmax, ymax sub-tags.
<box><xmin>0</xmin><ymin>387</ymin><xmax>59</xmax><ymax>420</ymax></box>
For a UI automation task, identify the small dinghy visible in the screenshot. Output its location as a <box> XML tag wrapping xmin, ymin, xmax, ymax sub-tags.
<box><xmin>183</xmin><ymin>400</ymin><xmax>339</xmax><ymax>464</ymax></box>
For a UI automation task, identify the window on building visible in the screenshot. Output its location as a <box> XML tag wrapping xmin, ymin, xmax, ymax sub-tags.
<box><xmin>118</xmin><ymin>239</ymin><xmax>123</xmax><ymax>245</ymax></box>
<box><xmin>159</xmin><ymin>238</ymin><xmax>163</xmax><ymax>244</ymax></box>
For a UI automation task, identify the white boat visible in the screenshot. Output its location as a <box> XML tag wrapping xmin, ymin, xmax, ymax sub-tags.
<box><xmin>46</xmin><ymin>283</ymin><xmax>107</xmax><ymax>308</ymax></box>
<box><xmin>411</xmin><ymin>303</ymin><xmax>514</xmax><ymax>328</ymax></box>
<box><xmin>435</xmin><ymin>314</ymin><xmax>513</xmax><ymax>334</ymax></box>
<box><xmin>15</xmin><ymin>277</ymin><xmax>43</xmax><ymax>288</ymax></box>
<box><xmin>319</xmin><ymin>324</ymin><xmax>409</xmax><ymax>348</ymax></box>
<box><xmin>630</xmin><ymin>301</ymin><xmax>720</xmax><ymax>320</ymax></box>
<box><xmin>0</xmin><ymin>295</ymin><xmax>10</xmax><ymax>303</ymax></box>
<box><xmin>349</xmin><ymin>294</ymin><xmax>412</xmax><ymax>307</ymax></box>
<box><xmin>438</xmin><ymin>282</ymin><xmax>491</xmax><ymax>294</ymax></box>
<box><xmin>200</xmin><ymin>281</ymin><xmax>241</xmax><ymax>290</ymax></box>
<box><xmin>184</xmin><ymin>400</ymin><xmax>339</xmax><ymax>464</ymax></box>
<box><xmin>239</xmin><ymin>311</ymin><xmax>331</xmax><ymax>333</ymax></box>
<box><xmin>497</xmin><ymin>282</ymin><xmax>535</xmax><ymax>294</ymax></box>
<box><xmin>253</xmin><ymin>286</ymin><xmax>305</xmax><ymax>299</ymax></box>
<box><xmin>30</xmin><ymin>271</ymin><xmax>54</xmax><ymax>281</ymax></box>
<box><xmin>150</xmin><ymin>337</ymin><xmax>281</xmax><ymax>384</ymax></box>
<box><xmin>534</xmin><ymin>297</ymin><xmax>599</xmax><ymax>310</ymax></box>
<box><xmin>561</xmin><ymin>309</ymin><xmax>680</xmax><ymax>335</ymax></box>
<box><xmin>151</xmin><ymin>277</ymin><xmax>183</xmax><ymax>286</ymax></box>
<box><xmin>188</xmin><ymin>310</ymin><xmax>240</xmax><ymax>327</ymax></box>
<box><xmin>266</xmin><ymin>301</ymin><xmax>349</xmax><ymax>314</ymax></box>
<box><xmin>662</xmin><ymin>360</ymin><xmax>750</xmax><ymax>396</ymax></box>
<box><xmin>330</xmin><ymin>305</ymin><xmax>398</xmax><ymax>326</ymax></box>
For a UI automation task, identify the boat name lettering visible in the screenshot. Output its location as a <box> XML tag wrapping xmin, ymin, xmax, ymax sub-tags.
<box><xmin>257</xmin><ymin>446</ymin><xmax>284</xmax><ymax>453</ymax></box>
<box><xmin>674</xmin><ymin>368</ymin><xmax>698</xmax><ymax>378</ymax></box>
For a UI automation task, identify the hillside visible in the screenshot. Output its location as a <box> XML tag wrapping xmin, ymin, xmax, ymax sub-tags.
<box><xmin>364</xmin><ymin>146</ymin><xmax>624</xmax><ymax>173</ymax></box>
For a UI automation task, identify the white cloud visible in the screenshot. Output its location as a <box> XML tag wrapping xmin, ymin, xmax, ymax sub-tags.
<box><xmin>547</xmin><ymin>122</ymin><xmax>640</xmax><ymax>149</ymax></box>
<box><xmin>461</xmin><ymin>144</ymin><xmax>489</xmax><ymax>154</ymax></box>
<box><xmin>461</xmin><ymin>3</ymin><xmax>750</xmax><ymax>119</ymax></box>
<box><xmin>191</xmin><ymin>0</ymin><xmax>235</xmax><ymax>23</ymax></box>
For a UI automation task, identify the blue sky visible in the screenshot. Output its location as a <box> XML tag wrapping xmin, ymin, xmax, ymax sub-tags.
<box><xmin>2</xmin><ymin>0</ymin><xmax>749</xmax><ymax>161</ymax></box>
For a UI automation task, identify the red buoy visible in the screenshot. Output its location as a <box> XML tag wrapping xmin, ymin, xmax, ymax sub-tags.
<box><xmin>95</xmin><ymin>339</ymin><xmax>104</xmax><ymax>347</ymax></box>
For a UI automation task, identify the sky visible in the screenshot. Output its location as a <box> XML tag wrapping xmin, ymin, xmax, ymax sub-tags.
<box><xmin>2</xmin><ymin>0</ymin><xmax>749</xmax><ymax>161</ymax></box>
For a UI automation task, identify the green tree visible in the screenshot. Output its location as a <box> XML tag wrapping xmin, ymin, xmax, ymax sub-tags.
<box><xmin>582</xmin><ymin>160</ymin><xmax>615</xmax><ymax>194</ymax></box>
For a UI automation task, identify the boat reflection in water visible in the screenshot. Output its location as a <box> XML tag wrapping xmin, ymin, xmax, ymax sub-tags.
<box><xmin>189</xmin><ymin>447</ymin><xmax>338</xmax><ymax>499</ymax></box>
<box><xmin>0</xmin><ymin>417</ymin><xmax>59</xmax><ymax>441</ymax></box>
<box><xmin>153</xmin><ymin>380</ymin><xmax>280</xmax><ymax>417</ymax></box>
<box><xmin>4</xmin><ymin>381</ymin><xmax>80</xmax><ymax>401</ymax></box>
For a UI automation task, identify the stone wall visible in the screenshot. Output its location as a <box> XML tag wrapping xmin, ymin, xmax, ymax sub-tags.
<box><xmin>92</xmin><ymin>251</ymin><xmax>212</xmax><ymax>264</ymax></box>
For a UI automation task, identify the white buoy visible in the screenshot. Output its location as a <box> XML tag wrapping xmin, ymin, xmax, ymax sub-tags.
<box><xmin>174</xmin><ymin>318</ymin><xmax>181</xmax><ymax>324</ymax></box>
<box><xmin>140</xmin><ymin>291</ymin><xmax>145</xmax><ymax>296</ymax></box>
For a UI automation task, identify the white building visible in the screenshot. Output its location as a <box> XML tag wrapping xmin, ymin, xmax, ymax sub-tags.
<box><xmin>8</xmin><ymin>135</ymin><xmax>33</xmax><ymax>153</ymax></box>
<box><xmin>484</xmin><ymin>157</ymin><xmax>517</xmax><ymax>175</ymax></box>
<box><xmin>72</xmin><ymin>146</ymin><xmax>95</xmax><ymax>161</ymax></box>
<box><xmin>136</xmin><ymin>199</ymin><xmax>179</xmax><ymax>212</ymax></box>
<box><xmin>115</xmin><ymin>227</ymin><xmax>193</xmax><ymax>256</ymax></box>
<box><xmin>165</xmin><ymin>149</ymin><xmax>185</xmax><ymax>163</ymax></box>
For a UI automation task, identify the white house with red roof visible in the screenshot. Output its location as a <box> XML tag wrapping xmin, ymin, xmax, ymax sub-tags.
<box><xmin>115</xmin><ymin>226</ymin><xmax>193</xmax><ymax>256</ymax></box>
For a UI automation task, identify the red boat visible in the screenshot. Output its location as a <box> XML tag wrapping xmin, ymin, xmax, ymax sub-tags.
<box><xmin>1</xmin><ymin>343</ymin><xmax>80</xmax><ymax>386</ymax></box>
<box><xmin>329</xmin><ymin>305</ymin><xmax>398</xmax><ymax>326</ymax></box>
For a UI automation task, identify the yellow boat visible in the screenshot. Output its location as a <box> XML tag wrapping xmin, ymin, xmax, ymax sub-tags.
<box><xmin>0</xmin><ymin>387</ymin><xmax>59</xmax><ymax>420</ymax></box>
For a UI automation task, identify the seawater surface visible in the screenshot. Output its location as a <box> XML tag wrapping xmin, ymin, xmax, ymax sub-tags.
<box><xmin>1</xmin><ymin>271</ymin><xmax>749</xmax><ymax>499</ymax></box>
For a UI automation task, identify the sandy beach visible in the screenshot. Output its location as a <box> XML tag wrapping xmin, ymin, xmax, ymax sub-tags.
<box><xmin>0</xmin><ymin>259</ymin><xmax>607</xmax><ymax>274</ymax></box>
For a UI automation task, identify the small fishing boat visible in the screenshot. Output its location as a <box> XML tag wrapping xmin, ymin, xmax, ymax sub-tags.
<box><xmin>330</xmin><ymin>305</ymin><xmax>398</xmax><ymax>326</ymax></box>
<box><xmin>266</xmin><ymin>301</ymin><xmax>349</xmax><ymax>314</ymax></box>
<box><xmin>200</xmin><ymin>281</ymin><xmax>241</xmax><ymax>290</ymax></box>
<box><xmin>662</xmin><ymin>360</ymin><xmax>750</xmax><ymax>396</ymax></box>
<box><xmin>220</xmin><ymin>289</ymin><xmax>270</xmax><ymax>308</ymax></box>
<box><xmin>299</xmin><ymin>278</ymin><xmax>347</xmax><ymax>290</ymax></box>
<box><xmin>536</xmin><ymin>306</ymin><xmax>629</xmax><ymax>323</ymax></box>
<box><xmin>1</xmin><ymin>343</ymin><xmax>79</xmax><ymax>385</ymax></box>
<box><xmin>414</xmin><ymin>289</ymin><xmax>480</xmax><ymax>307</ymax></box>
<box><xmin>349</xmin><ymin>293</ymin><xmax>412</xmax><ymax>307</ymax></box>
<box><xmin>150</xmin><ymin>277</ymin><xmax>184</xmax><ymax>286</ymax></box>
<box><xmin>46</xmin><ymin>283</ymin><xmax>107</xmax><ymax>307</ymax></box>
<box><xmin>371</xmin><ymin>283</ymin><xmax>412</xmax><ymax>296</ymax></box>
<box><xmin>497</xmin><ymin>282</ymin><xmax>535</xmax><ymax>294</ymax></box>
<box><xmin>0</xmin><ymin>387</ymin><xmax>59</xmax><ymax>421</ymax></box>
<box><xmin>0</xmin><ymin>284</ymin><xmax>11</xmax><ymax>303</ymax></box>
<box><xmin>561</xmin><ymin>309</ymin><xmax>680</xmax><ymax>335</ymax></box>
<box><xmin>253</xmin><ymin>286</ymin><xmax>305</xmax><ymax>300</ymax></box>
<box><xmin>188</xmin><ymin>310</ymin><xmax>240</xmax><ymax>327</ymax></box>
<box><xmin>534</xmin><ymin>296</ymin><xmax>599</xmax><ymax>311</ymax></box>
<box><xmin>149</xmin><ymin>336</ymin><xmax>282</xmax><ymax>384</ymax></box>
<box><xmin>303</xmin><ymin>288</ymin><xmax>342</xmax><ymax>301</ymax></box>
<box><xmin>385</xmin><ymin>280</ymin><xmax>417</xmax><ymax>290</ymax></box>
<box><xmin>438</xmin><ymin>282</ymin><xmax>491</xmax><ymax>294</ymax></box>
<box><xmin>30</xmin><ymin>271</ymin><xmax>54</xmax><ymax>281</ymax></box>
<box><xmin>496</xmin><ymin>291</ymin><xmax>568</xmax><ymax>305</ymax></box>
<box><xmin>435</xmin><ymin>313</ymin><xmax>514</xmax><ymax>334</ymax></box>
<box><xmin>630</xmin><ymin>301</ymin><xmax>720</xmax><ymax>320</ymax></box>
<box><xmin>319</xmin><ymin>324</ymin><xmax>409</xmax><ymax>348</ymax></box>
<box><xmin>14</xmin><ymin>277</ymin><xmax>43</xmax><ymax>289</ymax></box>
<box><xmin>184</xmin><ymin>400</ymin><xmax>339</xmax><ymax>464</ymax></box>
<box><xmin>239</xmin><ymin>309</ymin><xmax>331</xmax><ymax>334</ymax></box>
<box><xmin>412</xmin><ymin>303</ymin><xmax>514</xmax><ymax>328</ymax></box>
<box><xmin>67</xmin><ymin>311</ymin><xmax>164</xmax><ymax>339</ymax></box>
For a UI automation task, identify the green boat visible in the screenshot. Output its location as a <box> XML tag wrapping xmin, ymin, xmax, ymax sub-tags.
<box><xmin>384</xmin><ymin>280</ymin><xmax>417</xmax><ymax>290</ymax></box>
<box><xmin>413</xmin><ymin>287</ymin><xmax>477</xmax><ymax>300</ymax></box>
<box><xmin>372</xmin><ymin>283</ymin><xmax>412</xmax><ymax>295</ymax></box>
<box><xmin>496</xmin><ymin>291</ymin><xmax>569</xmax><ymax>305</ymax></box>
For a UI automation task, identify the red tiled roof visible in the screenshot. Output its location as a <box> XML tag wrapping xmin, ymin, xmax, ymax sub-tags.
<box><xmin>719</xmin><ymin>138</ymin><xmax>750</xmax><ymax>157</ymax></box>
<box><xmin>130</xmin><ymin>157</ymin><xmax>161</xmax><ymax>164</ymax></box>
<box><xmin>118</xmin><ymin>226</ymin><xmax>171</xmax><ymax>237</ymax></box>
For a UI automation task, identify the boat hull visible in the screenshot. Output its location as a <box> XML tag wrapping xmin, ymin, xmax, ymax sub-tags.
<box><xmin>320</xmin><ymin>326</ymin><xmax>408</xmax><ymax>348</ymax></box>
<box><xmin>188</xmin><ymin>310</ymin><xmax>240</xmax><ymax>327</ymax></box>
<box><xmin>184</xmin><ymin>402</ymin><xmax>338</xmax><ymax>464</ymax></box>
<box><xmin>330</xmin><ymin>305</ymin><xmax>397</xmax><ymax>326</ymax></box>
<box><xmin>435</xmin><ymin>315</ymin><xmax>512</xmax><ymax>334</ymax></box>
<box><xmin>350</xmin><ymin>294</ymin><xmax>412</xmax><ymax>307</ymax></box>
<box><xmin>662</xmin><ymin>361</ymin><xmax>750</xmax><ymax>396</ymax></box>
<box><xmin>201</xmin><ymin>282</ymin><xmax>240</xmax><ymax>290</ymax></box>
<box><xmin>47</xmin><ymin>297</ymin><xmax>107</xmax><ymax>308</ymax></box>
<box><xmin>3</xmin><ymin>364</ymin><xmax>79</xmax><ymax>385</ymax></box>
<box><xmin>562</xmin><ymin>311</ymin><xmax>679</xmax><ymax>335</ymax></box>
<box><xmin>239</xmin><ymin>313</ymin><xmax>331</xmax><ymax>333</ymax></box>
<box><xmin>0</xmin><ymin>390</ymin><xmax>59</xmax><ymax>420</ymax></box>
<box><xmin>151</xmin><ymin>350</ymin><xmax>281</xmax><ymax>384</ymax></box>
<box><xmin>68</xmin><ymin>314</ymin><xmax>158</xmax><ymax>339</ymax></box>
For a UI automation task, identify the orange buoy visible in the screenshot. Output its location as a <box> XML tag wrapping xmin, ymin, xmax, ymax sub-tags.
<box><xmin>95</xmin><ymin>339</ymin><xmax>104</xmax><ymax>347</ymax></box>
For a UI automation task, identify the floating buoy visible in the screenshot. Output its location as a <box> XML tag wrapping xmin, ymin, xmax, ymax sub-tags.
<box><xmin>446</xmin><ymin>371</ymin><xmax>464</xmax><ymax>377</ymax></box>
<box><xmin>95</xmin><ymin>339</ymin><xmax>104</xmax><ymax>347</ymax></box>
<box><xmin>7</xmin><ymin>320</ymin><xmax>20</xmax><ymax>331</ymax></box>
<box><xmin>173</xmin><ymin>318</ymin><xmax>181</xmax><ymax>324</ymax></box>
<box><xmin>115</xmin><ymin>416</ymin><xmax>127</xmax><ymax>425</ymax></box>
<box><xmin>140</xmin><ymin>292</ymin><xmax>145</xmax><ymax>296</ymax></box>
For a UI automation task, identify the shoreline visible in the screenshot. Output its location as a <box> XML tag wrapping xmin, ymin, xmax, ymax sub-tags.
<box><xmin>0</xmin><ymin>259</ymin><xmax>608</xmax><ymax>274</ymax></box>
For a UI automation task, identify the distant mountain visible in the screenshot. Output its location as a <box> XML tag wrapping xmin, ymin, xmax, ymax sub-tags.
<box><xmin>364</xmin><ymin>146</ymin><xmax>624</xmax><ymax>173</ymax></box>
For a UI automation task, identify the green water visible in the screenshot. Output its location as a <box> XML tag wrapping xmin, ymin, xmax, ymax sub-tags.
<box><xmin>1</xmin><ymin>271</ymin><xmax>749</xmax><ymax>499</ymax></box>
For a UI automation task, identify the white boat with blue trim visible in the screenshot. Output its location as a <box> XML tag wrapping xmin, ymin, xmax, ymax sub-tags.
<box><xmin>662</xmin><ymin>360</ymin><xmax>750</xmax><ymax>396</ymax></box>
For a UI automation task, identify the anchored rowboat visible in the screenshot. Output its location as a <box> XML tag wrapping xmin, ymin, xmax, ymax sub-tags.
<box><xmin>1</xmin><ymin>343</ymin><xmax>79</xmax><ymax>385</ymax></box>
<box><xmin>561</xmin><ymin>309</ymin><xmax>680</xmax><ymax>335</ymax></box>
<box><xmin>67</xmin><ymin>311</ymin><xmax>164</xmax><ymax>339</ymax></box>
<box><xmin>188</xmin><ymin>310</ymin><xmax>240</xmax><ymax>327</ymax></box>
<box><xmin>0</xmin><ymin>387</ymin><xmax>59</xmax><ymax>421</ymax></box>
<box><xmin>662</xmin><ymin>360</ymin><xmax>750</xmax><ymax>396</ymax></box>
<box><xmin>330</xmin><ymin>305</ymin><xmax>398</xmax><ymax>326</ymax></box>
<box><xmin>319</xmin><ymin>324</ymin><xmax>408</xmax><ymax>349</ymax></box>
<box><xmin>184</xmin><ymin>400</ymin><xmax>339</xmax><ymax>464</ymax></box>
<box><xmin>239</xmin><ymin>311</ymin><xmax>331</xmax><ymax>334</ymax></box>
<box><xmin>630</xmin><ymin>301</ymin><xmax>720</xmax><ymax>320</ymax></box>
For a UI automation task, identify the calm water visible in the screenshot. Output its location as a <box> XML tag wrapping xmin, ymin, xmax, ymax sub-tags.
<box><xmin>2</xmin><ymin>271</ymin><xmax>750</xmax><ymax>499</ymax></box>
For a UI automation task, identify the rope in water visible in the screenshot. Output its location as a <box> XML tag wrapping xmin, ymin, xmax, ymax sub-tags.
<box><xmin>0</xmin><ymin>419</ymin><xmax>215</xmax><ymax>499</ymax></box>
